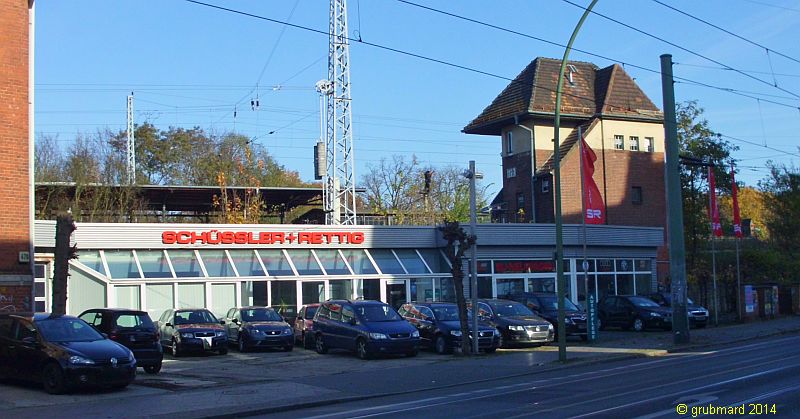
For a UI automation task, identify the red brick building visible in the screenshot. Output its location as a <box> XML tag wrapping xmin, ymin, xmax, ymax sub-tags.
<box><xmin>464</xmin><ymin>57</ymin><xmax>669</xmax><ymax>281</ymax></box>
<box><xmin>0</xmin><ymin>0</ymin><xmax>34</xmax><ymax>311</ymax></box>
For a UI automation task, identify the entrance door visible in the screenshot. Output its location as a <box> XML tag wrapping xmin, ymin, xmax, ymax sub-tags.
<box><xmin>385</xmin><ymin>280</ymin><xmax>408</xmax><ymax>309</ymax></box>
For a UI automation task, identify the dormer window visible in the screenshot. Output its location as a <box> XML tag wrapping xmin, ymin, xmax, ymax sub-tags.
<box><xmin>567</xmin><ymin>64</ymin><xmax>578</xmax><ymax>86</ymax></box>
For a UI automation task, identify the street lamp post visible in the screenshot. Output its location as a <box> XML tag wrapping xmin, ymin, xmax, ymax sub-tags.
<box><xmin>465</xmin><ymin>161</ymin><xmax>482</xmax><ymax>355</ymax></box>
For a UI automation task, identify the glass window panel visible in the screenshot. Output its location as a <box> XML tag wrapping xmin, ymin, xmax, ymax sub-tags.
<box><xmin>177</xmin><ymin>283</ymin><xmax>205</xmax><ymax>308</ymax></box>
<box><xmin>369</xmin><ymin>249</ymin><xmax>405</xmax><ymax>274</ymax></box>
<box><xmin>616</xmin><ymin>259</ymin><xmax>634</xmax><ymax>272</ymax></box>
<box><xmin>563</xmin><ymin>260</ymin><xmax>572</xmax><ymax>272</ymax></box>
<box><xmin>228</xmin><ymin>250</ymin><xmax>265</xmax><ymax>277</ymax></box>
<box><xmin>527</xmin><ymin>277</ymin><xmax>556</xmax><ymax>293</ymax></box>
<box><xmin>496</xmin><ymin>278</ymin><xmax>524</xmax><ymax>297</ymax></box>
<box><xmin>259</xmin><ymin>250</ymin><xmax>295</xmax><ymax>276</ymax></box>
<box><xmin>240</xmin><ymin>281</ymin><xmax>268</xmax><ymax>306</ymax></box>
<box><xmin>418</xmin><ymin>249</ymin><xmax>451</xmax><ymax>273</ymax></box>
<box><xmin>341</xmin><ymin>250</ymin><xmax>378</xmax><ymax>275</ymax></box>
<box><xmin>199</xmin><ymin>250</ymin><xmax>235</xmax><ymax>277</ymax></box>
<box><xmin>116</xmin><ymin>285</ymin><xmax>141</xmax><ymax>310</ymax></box>
<box><xmin>437</xmin><ymin>277</ymin><xmax>456</xmax><ymax>302</ymax></box>
<box><xmin>477</xmin><ymin>276</ymin><xmax>493</xmax><ymax>298</ymax></box>
<box><xmin>77</xmin><ymin>251</ymin><xmax>106</xmax><ymax>276</ymax></box>
<box><xmin>170</xmin><ymin>250</ymin><xmax>203</xmax><ymax>278</ymax></box>
<box><xmin>34</xmin><ymin>282</ymin><xmax>45</xmax><ymax>298</ymax></box>
<box><xmin>34</xmin><ymin>264</ymin><xmax>45</xmax><ymax>279</ymax></box>
<box><xmin>301</xmin><ymin>281</ymin><xmax>325</xmax><ymax>305</ymax></box>
<box><xmin>635</xmin><ymin>274</ymin><xmax>653</xmax><ymax>295</ymax></box>
<box><xmin>354</xmin><ymin>278</ymin><xmax>380</xmax><ymax>300</ymax></box>
<box><xmin>137</xmin><ymin>250</ymin><xmax>172</xmax><ymax>278</ymax></box>
<box><xmin>104</xmin><ymin>250</ymin><xmax>140</xmax><ymax>279</ymax></box>
<box><xmin>270</xmin><ymin>280</ymin><xmax>297</xmax><ymax>318</ymax></box>
<box><xmin>67</xmin><ymin>268</ymin><xmax>107</xmax><ymax>315</ymax></box>
<box><xmin>580</xmin><ymin>259</ymin><xmax>595</xmax><ymax>272</ymax></box>
<box><xmin>597</xmin><ymin>275</ymin><xmax>615</xmax><ymax>300</ymax></box>
<box><xmin>596</xmin><ymin>259</ymin><xmax>614</xmax><ymax>272</ymax></box>
<box><xmin>35</xmin><ymin>301</ymin><xmax>45</xmax><ymax>313</ymax></box>
<box><xmin>410</xmin><ymin>278</ymin><xmax>434</xmax><ymax>302</ymax></box>
<box><xmin>395</xmin><ymin>250</ymin><xmax>429</xmax><ymax>274</ymax></box>
<box><xmin>286</xmin><ymin>250</ymin><xmax>323</xmax><ymax>275</ymax></box>
<box><xmin>146</xmin><ymin>284</ymin><xmax>174</xmax><ymax>321</ymax></box>
<box><xmin>329</xmin><ymin>279</ymin><xmax>353</xmax><ymax>300</ymax></box>
<box><xmin>634</xmin><ymin>259</ymin><xmax>652</xmax><ymax>272</ymax></box>
<box><xmin>617</xmin><ymin>274</ymin><xmax>634</xmax><ymax>295</ymax></box>
<box><xmin>314</xmin><ymin>250</ymin><xmax>351</xmax><ymax>275</ymax></box>
<box><xmin>576</xmin><ymin>274</ymin><xmax>590</xmax><ymax>308</ymax></box>
<box><xmin>211</xmin><ymin>283</ymin><xmax>236</xmax><ymax>319</ymax></box>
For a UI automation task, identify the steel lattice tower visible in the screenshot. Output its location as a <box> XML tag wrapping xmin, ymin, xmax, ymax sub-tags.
<box><xmin>320</xmin><ymin>0</ymin><xmax>357</xmax><ymax>225</ymax></box>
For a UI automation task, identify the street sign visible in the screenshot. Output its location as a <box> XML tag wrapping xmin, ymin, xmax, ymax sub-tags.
<box><xmin>587</xmin><ymin>293</ymin><xmax>598</xmax><ymax>342</ymax></box>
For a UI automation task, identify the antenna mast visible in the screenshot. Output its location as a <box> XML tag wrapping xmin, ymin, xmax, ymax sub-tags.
<box><xmin>126</xmin><ymin>92</ymin><xmax>135</xmax><ymax>185</ymax></box>
<box><xmin>318</xmin><ymin>0</ymin><xmax>357</xmax><ymax>225</ymax></box>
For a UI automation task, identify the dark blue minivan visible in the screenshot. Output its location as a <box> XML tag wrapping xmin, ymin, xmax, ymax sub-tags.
<box><xmin>312</xmin><ymin>300</ymin><xmax>420</xmax><ymax>359</ymax></box>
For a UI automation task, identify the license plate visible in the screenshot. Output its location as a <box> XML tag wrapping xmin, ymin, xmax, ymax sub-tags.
<box><xmin>577</xmin><ymin>324</ymin><xmax>586</xmax><ymax>330</ymax></box>
<box><xmin>201</xmin><ymin>337</ymin><xmax>213</xmax><ymax>349</ymax></box>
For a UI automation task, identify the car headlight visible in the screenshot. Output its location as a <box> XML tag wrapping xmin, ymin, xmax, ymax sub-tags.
<box><xmin>649</xmin><ymin>312</ymin><xmax>662</xmax><ymax>317</ymax></box>
<box><xmin>283</xmin><ymin>328</ymin><xmax>293</xmax><ymax>335</ymax></box>
<box><xmin>69</xmin><ymin>355</ymin><xmax>95</xmax><ymax>365</ymax></box>
<box><xmin>565</xmin><ymin>317</ymin><xmax>574</xmax><ymax>324</ymax></box>
<box><xmin>369</xmin><ymin>332</ymin><xmax>388</xmax><ymax>340</ymax></box>
<box><xmin>508</xmin><ymin>325</ymin><xmax>524</xmax><ymax>331</ymax></box>
<box><xmin>180</xmin><ymin>332</ymin><xmax>193</xmax><ymax>339</ymax></box>
<box><xmin>493</xmin><ymin>329</ymin><xmax>500</xmax><ymax>336</ymax></box>
<box><xmin>215</xmin><ymin>331</ymin><xmax>226</xmax><ymax>337</ymax></box>
<box><xmin>450</xmin><ymin>330</ymin><xmax>462</xmax><ymax>337</ymax></box>
<box><xmin>249</xmin><ymin>328</ymin><xmax>262</xmax><ymax>335</ymax></box>
<box><xmin>411</xmin><ymin>330</ymin><xmax>420</xmax><ymax>338</ymax></box>
<box><xmin>548</xmin><ymin>323</ymin><xmax>554</xmax><ymax>330</ymax></box>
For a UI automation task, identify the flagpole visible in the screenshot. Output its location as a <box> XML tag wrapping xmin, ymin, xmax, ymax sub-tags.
<box><xmin>578</xmin><ymin>127</ymin><xmax>589</xmax><ymax>311</ymax></box>
<box><xmin>735</xmin><ymin>236</ymin><xmax>741</xmax><ymax>322</ymax></box>
<box><xmin>709</xmin><ymin>166</ymin><xmax>719</xmax><ymax>327</ymax></box>
<box><xmin>731</xmin><ymin>162</ymin><xmax>742</xmax><ymax>322</ymax></box>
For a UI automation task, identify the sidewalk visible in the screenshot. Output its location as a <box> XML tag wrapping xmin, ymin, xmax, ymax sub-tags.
<box><xmin>3</xmin><ymin>315</ymin><xmax>798</xmax><ymax>418</ymax></box>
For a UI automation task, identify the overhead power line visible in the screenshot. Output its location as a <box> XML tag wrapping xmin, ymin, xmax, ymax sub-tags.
<box><xmin>561</xmin><ymin>0</ymin><xmax>800</xmax><ymax>100</ymax></box>
<box><xmin>674</xmin><ymin>62</ymin><xmax>800</xmax><ymax>79</ymax></box>
<box><xmin>717</xmin><ymin>132</ymin><xmax>800</xmax><ymax>159</ymax></box>
<box><xmin>651</xmin><ymin>0</ymin><xmax>800</xmax><ymax>66</ymax></box>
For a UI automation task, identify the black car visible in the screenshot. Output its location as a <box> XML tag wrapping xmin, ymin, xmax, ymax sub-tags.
<box><xmin>504</xmin><ymin>293</ymin><xmax>588</xmax><ymax>341</ymax></box>
<box><xmin>472</xmin><ymin>299</ymin><xmax>554</xmax><ymax>348</ymax></box>
<box><xmin>0</xmin><ymin>313</ymin><xmax>136</xmax><ymax>394</ymax></box>
<box><xmin>647</xmin><ymin>292</ymin><xmax>709</xmax><ymax>328</ymax></box>
<box><xmin>399</xmin><ymin>302</ymin><xmax>499</xmax><ymax>354</ymax></box>
<box><xmin>313</xmin><ymin>300</ymin><xmax>420</xmax><ymax>360</ymax></box>
<box><xmin>156</xmin><ymin>308</ymin><xmax>228</xmax><ymax>356</ymax></box>
<box><xmin>224</xmin><ymin>307</ymin><xmax>293</xmax><ymax>352</ymax></box>
<box><xmin>598</xmin><ymin>295</ymin><xmax>672</xmax><ymax>332</ymax></box>
<box><xmin>79</xmin><ymin>308</ymin><xmax>163</xmax><ymax>374</ymax></box>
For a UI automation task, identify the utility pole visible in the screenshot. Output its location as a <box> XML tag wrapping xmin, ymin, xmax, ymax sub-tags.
<box><xmin>319</xmin><ymin>0</ymin><xmax>357</xmax><ymax>225</ymax></box>
<box><xmin>126</xmin><ymin>92</ymin><xmax>135</xmax><ymax>185</ymax></box>
<box><xmin>661</xmin><ymin>54</ymin><xmax>690</xmax><ymax>344</ymax></box>
<box><xmin>468</xmin><ymin>161</ymin><xmax>479</xmax><ymax>355</ymax></box>
<box><xmin>553</xmin><ymin>0</ymin><xmax>598</xmax><ymax>364</ymax></box>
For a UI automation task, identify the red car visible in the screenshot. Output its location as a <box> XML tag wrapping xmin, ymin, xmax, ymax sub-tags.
<box><xmin>293</xmin><ymin>304</ymin><xmax>319</xmax><ymax>349</ymax></box>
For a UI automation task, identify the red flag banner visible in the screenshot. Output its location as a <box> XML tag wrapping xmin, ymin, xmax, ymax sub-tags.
<box><xmin>731</xmin><ymin>164</ymin><xmax>742</xmax><ymax>238</ymax></box>
<box><xmin>581</xmin><ymin>138</ymin><xmax>606</xmax><ymax>224</ymax></box>
<box><xmin>708</xmin><ymin>167</ymin><xmax>723</xmax><ymax>237</ymax></box>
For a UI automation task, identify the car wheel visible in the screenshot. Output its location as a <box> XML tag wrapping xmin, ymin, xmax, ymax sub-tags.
<box><xmin>284</xmin><ymin>345</ymin><xmax>293</xmax><ymax>352</ymax></box>
<box><xmin>434</xmin><ymin>335</ymin><xmax>449</xmax><ymax>355</ymax></box>
<box><xmin>238</xmin><ymin>337</ymin><xmax>248</xmax><ymax>353</ymax></box>
<box><xmin>696</xmin><ymin>323</ymin><xmax>707</xmax><ymax>329</ymax></box>
<box><xmin>315</xmin><ymin>333</ymin><xmax>328</xmax><ymax>354</ymax></box>
<box><xmin>356</xmin><ymin>338</ymin><xmax>371</xmax><ymax>360</ymax></box>
<box><xmin>144</xmin><ymin>363</ymin><xmax>162</xmax><ymax>374</ymax></box>
<box><xmin>43</xmin><ymin>362</ymin><xmax>66</xmax><ymax>395</ymax></box>
<box><xmin>171</xmin><ymin>339</ymin><xmax>182</xmax><ymax>357</ymax></box>
<box><xmin>111</xmin><ymin>383</ymin><xmax>130</xmax><ymax>390</ymax></box>
<box><xmin>497</xmin><ymin>329</ymin><xmax>505</xmax><ymax>348</ymax></box>
<box><xmin>406</xmin><ymin>349</ymin><xmax>418</xmax><ymax>358</ymax></box>
<box><xmin>303</xmin><ymin>333</ymin><xmax>314</xmax><ymax>350</ymax></box>
<box><xmin>218</xmin><ymin>347</ymin><xmax>228</xmax><ymax>355</ymax></box>
<box><xmin>632</xmin><ymin>317</ymin><xmax>645</xmax><ymax>332</ymax></box>
<box><xmin>580</xmin><ymin>335</ymin><xmax>589</xmax><ymax>342</ymax></box>
<box><xmin>484</xmin><ymin>347</ymin><xmax>497</xmax><ymax>354</ymax></box>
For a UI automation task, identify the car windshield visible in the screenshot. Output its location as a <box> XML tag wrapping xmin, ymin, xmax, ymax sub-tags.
<box><xmin>629</xmin><ymin>297</ymin><xmax>660</xmax><ymax>308</ymax></box>
<box><xmin>304</xmin><ymin>306</ymin><xmax>318</xmax><ymax>320</ymax></box>
<box><xmin>491</xmin><ymin>302</ymin><xmax>534</xmax><ymax>317</ymax></box>
<box><xmin>356</xmin><ymin>305</ymin><xmax>401</xmax><ymax>322</ymax></box>
<box><xmin>536</xmin><ymin>296</ymin><xmax>579</xmax><ymax>311</ymax></box>
<box><xmin>241</xmin><ymin>308</ymin><xmax>282</xmax><ymax>322</ymax></box>
<box><xmin>174</xmin><ymin>310</ymin><xmax>218</xmax><ymax>325</ymax></box>
<box><xmin>661</xmin><ymin>295</ymin><xmax>695</xmax><ymax>306</ymax></box>
<box><xmin>432</xmin><ymin>306</ymin><xmax>462</xmax><ymax>321</ymax></box>
<box><xmin>37</xmin><ymin>318</ymin><xmax>104</xmax><ymax>342</ymax></box>
<box><xmin>114</xmin><ymin>313</ymin><xmax>154</xmax><ymax>330</ymax></box>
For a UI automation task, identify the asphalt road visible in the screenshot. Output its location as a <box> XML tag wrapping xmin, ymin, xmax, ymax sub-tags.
<box><xmin>264</xmin><ymin>335</ymin><xmax>800</xmax><ymax>419</ymax></box>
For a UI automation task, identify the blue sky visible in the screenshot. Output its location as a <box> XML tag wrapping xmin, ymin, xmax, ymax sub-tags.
<box><xmin>35</xmin><ymin>0</ymin><xmax>800</xmax><ymax>196</ymax></box>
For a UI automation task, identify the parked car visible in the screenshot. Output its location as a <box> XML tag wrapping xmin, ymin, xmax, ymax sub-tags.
<box><xmin>598</xmin><ymin>295</ymin><xmax>672</xmax><ymax>332</ymax></box>
<box><xmin>78</xmin><ymin>308</ymin><xmax>163</xmax><ymax>374</ymax></box>
<box><xmin>471</xmin><ymin>299</ymin><xmax>554</xmax><ymax>348</ymax></box>
<box><xmin>156</xmin><ymin>308</ymin><xmax>228</xmax><ymax>356</ymax></box>
<box><xmin>223</xmin><ymin>307</ymin><xmax>293</xmax><ymax>352</ymax></box>
<box><xmin>398</xmin><ymin>302</ymin><xmax>499</xmax><ymax>354</ymax></box>
<box><xmin>293</xmin><ymin>303</ymin><xmax>320</xmax><ymax>349</ymax></box>
<box><xmin>0</xmin><ymin>313</ymin><xmax>136</xmax><ymax>394</ymax></box>
<box><xmin>503</xmin><ymin>293</ymin><xmax>588</xmax><ymax>341</ymax></box>
<box><xmin>313</xmin><ymin>300</ymin><xmax>420</xmax><ymax>360</ymax></box>
<box><xmin>647</xmin><ymin>292</ymin><xmax>709</xmax><ymax>328</ymax></box>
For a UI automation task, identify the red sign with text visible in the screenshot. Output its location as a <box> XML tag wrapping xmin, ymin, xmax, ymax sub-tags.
<box><xmin>161</xmin><ymin>230</ymin><xmax>365</xmax><ymax>245</ymax></box>
<box><xmin>494</xmin><ymin>260</ymin><xmax>555</xmax><ymax>274</ymax></box>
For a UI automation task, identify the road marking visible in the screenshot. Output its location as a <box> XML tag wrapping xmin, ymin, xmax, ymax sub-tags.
<box><xmin>633</xmin><ymin>393</ymin><xmax>719</xmax><ymax>419</ymax></box>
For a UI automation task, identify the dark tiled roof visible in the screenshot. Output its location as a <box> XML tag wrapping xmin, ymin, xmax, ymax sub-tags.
<box><xmin>538</xmin><ymin>118</ymin><xmax>599</xmax><ymax>173</ymax></box>
<box><xmin>463</xmin><ymin>58</ymin><xmax>661</xmax><ymax>135</ymax></box>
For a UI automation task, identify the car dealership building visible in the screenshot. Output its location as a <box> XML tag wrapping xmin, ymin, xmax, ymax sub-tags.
<box><xmin>33</xmin><ymin>221</ymin><xmax>662</xmax><ymax>320</ymax></box>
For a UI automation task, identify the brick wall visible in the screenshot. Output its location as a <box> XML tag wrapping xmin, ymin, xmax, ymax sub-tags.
<box><xmin>0</xmin><ymin>1</ymin><xmax>32</xmax><ymax>293</ymax></box>
<box><xmin>0</xmin><ymin>285</ymin><xmax>31</xmax><ymax>311</ymax></box>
